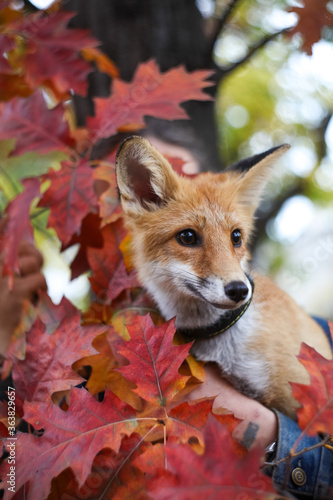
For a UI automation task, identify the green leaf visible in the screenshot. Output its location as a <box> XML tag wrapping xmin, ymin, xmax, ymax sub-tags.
<box><xmin>0</xmin><ymin>140</ymin><xmax>67</xmax><ymax>206</ymax></box>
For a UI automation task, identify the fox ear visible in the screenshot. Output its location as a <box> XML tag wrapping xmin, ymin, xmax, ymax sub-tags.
<box><xmin>228</xmin><ymin>144</ymin><xmax>290</xmax><ymax>210</ymax></box>
<box><xmin>116</xmin><ymin>136</ymin><xmax>179</xmax><ymax>214</ymax></box>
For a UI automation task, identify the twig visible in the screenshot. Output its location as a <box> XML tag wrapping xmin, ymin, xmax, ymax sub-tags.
<box><xmin>216</xmin><ymin>28</ymin><xmax>288</xmax><ymax>82</ymax></box>
<box><xmin>206</xmin><ymin>0</ymin><xmax>243</xmax><ymax>63</ymax></box>
<box><xmin>265</xmin><ymin>435</ymin><xmax>332</xmax><ymax>467</ymax></box>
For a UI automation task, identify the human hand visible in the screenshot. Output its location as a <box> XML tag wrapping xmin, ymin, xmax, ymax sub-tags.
<box><xmin>0</xmin><ymin>239</ymin><xmax>47</xmax><ymax>355</ymax></box>
<box><xmin>186</xmin><ymin>362</ymin><xmax>277</xmax><ymax>450</ymax></box>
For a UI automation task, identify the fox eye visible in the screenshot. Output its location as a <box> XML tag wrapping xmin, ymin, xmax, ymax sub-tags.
<box><xmin>231</xmin><ymin>229</ymin><xmax>242</xmax><ymax>247</ymax></box>
<box><xmin>177</xmin><ymin>229</ymin><xmax>198</xmax><ymax>246</ymax></box>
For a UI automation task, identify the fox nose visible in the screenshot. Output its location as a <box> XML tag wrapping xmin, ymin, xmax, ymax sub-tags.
<box><xmin>224</xmin><ymin>281</ymin><xmax>249</xmax><ymax>303</ymax></box>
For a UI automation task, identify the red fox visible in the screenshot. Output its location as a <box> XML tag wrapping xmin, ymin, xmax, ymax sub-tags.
<box><xmin>116</xmin><ymin>136</ymin><xmax>332</xmax><ymax>419</ymax></box>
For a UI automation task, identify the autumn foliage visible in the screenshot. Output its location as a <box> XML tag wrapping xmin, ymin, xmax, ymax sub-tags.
<box><xmin>0</xmin><ymin>2</ymin><xmax>332</xmax><ymax>499</ymax></box>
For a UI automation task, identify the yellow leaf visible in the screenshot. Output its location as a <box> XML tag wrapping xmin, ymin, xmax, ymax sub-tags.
<box><xmin>119</xmin><ymin>234</ymin><xmax>133</xmax><ymax>272</ymax></box>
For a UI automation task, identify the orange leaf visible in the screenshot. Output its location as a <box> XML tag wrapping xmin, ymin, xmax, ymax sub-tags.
<box><xmin>0</xmin><ymin>2</ymin><xmax>23</xmax><ymax>24</ymax></box>
<box><xmin>74</xmin><ymin>330</ymin><xmax>143</xmax><ymax>411</ymax></box>
<box><xmin>0</xmin><ymin>74</ymin><xmax>33</xmax><ymax>101</ymax></box>
<box><xmin>81</xmin><ymin>47</ymin><xmax>119</xmax><ymax>78</ymax></box>
<box><xmin>119</xmin><ymin>233</ymin><xmax>134</xmax><ymax>272</ymax></box>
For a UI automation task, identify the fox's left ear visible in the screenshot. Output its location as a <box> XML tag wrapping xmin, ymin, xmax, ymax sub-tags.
<box><xmin>228</xmin><ymin>144</ymin><xmax>290</xmax><ymax>211</ymax></box>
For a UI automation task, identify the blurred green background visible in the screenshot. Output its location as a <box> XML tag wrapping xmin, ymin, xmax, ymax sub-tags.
<box><xmin>213</xmin><ymin>0</ymin><xmax>333</xmax><ymax>318</ymax></box>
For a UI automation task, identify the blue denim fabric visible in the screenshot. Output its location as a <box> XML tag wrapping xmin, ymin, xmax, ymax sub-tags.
<box><xmin>312</xmin><ymin>316</ymin><xmax>332</xmax><ymax>350</ymax></box>
<box><xmin>270</xmin><ymin>411</ymin><xmax>333</xmax><ymax>499</ymax></box>
<box><xmin>266</xmin><ymin>318</ymin><xmax>333</xmax><ymax>499</ymax></box>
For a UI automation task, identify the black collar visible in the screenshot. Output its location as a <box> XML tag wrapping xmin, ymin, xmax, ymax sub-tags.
<box><xmin>178</xmin><ymin>275</ymin><xmax>254</xmax><ymax>341</ymax></box>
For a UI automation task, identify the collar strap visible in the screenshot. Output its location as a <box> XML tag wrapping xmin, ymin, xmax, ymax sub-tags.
<box><xmin>178</xmin><ymin>275</ymin><xmax>254</xmax><ymax>341</ymax></box>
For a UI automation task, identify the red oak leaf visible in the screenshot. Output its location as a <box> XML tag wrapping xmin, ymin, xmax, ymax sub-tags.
<box><xmin>62</xmin><ymin>212</ymin><xmax>104</xmax><ymax>279</ymax></box>
<box><xmin>12</xmin><ymin>314</ymin><xmax>105</xmax><ymax>405</ymax></box>
<box><xmin>36</xmin><ymin>292</ymin><xmax>77</xmax><ymax>334</ymax></box>
<box><xmin>291</xmin><ymin>342</ymin><xmax>333</xmax><ymax>435</ymax></box>
<box><xmin>288</xmin><ymin>0</ymin><xmax>333</xmax><ymax>54</ymax></box>
<box><xmin>38</xmin><ymin>158</ymin><xmax>98</xmax><ymax>246</ymax></box>
<box><xmin>0</xmin><ymin>401</ymin><xmax>11</xmax><ymax>438</ymax></box>
<box><xmin>0</xmin><ymin>178</ymin><xmax>40</xmax><ymax>287</ymax></box>
<box><xmin>87</xmin><ymin>220</ymin><xmax>138</xmax><ymax>304</ymax></box>
<box><xmin>148</xmin><ymin>415</ymin><xmax>275</xmax><ymax>499</ymax></box>
<box><xmin>47</xmin><ymin>435</ymin><xmax>148</xmax><ymax>500</ymax></box>
<box><xmin>0</xmin><ymin>91</ymin><xmax>74</xmax><ymax>156</ymax></box>
<box><xmin>12</xmin><ymin>11</ymin><xmax>98</xmax><ymax>95</ymax></box>
<box><xmin>93</xmin><ymin>162</ymin><xmax>122</xmax><ymax>226</ymax></box>
<box><xmin>133</xmin><ymin>442</ymin><xmax>166</xmax><ymax>478</ymax></box>
<box><xmin>167</xmin><ymin>400</ymin><xmax>240</xmax><ymax>451</ymax></box>
<box><xmin>87</xmin><ymin>60</ymin><xmax>214</xmax><ymax>140</ymax></box>
<box><xmin>118</xmin><ymin>315</ymin><xmax>191</xmax><ymax>406</ymax></box>
<box><xmin>4</xmin><ymin>388</ymin><xmax>136</xmax><ymax>500</ymax></box>
<box><xmin>0</xmin><ymin>34</ymin><xmax>14</xmax><ymax>73</ymax></box>
<box><xmin>107</xmin><ymin>260</ymin><xmax>140</xmax><ymax>303</ymax></box>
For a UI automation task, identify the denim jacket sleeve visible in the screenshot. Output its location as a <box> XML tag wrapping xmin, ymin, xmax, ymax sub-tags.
<box><xmin>266</xmin><ymin>410</ymin><xmax>333</xmax><ymax>499</ymax></box>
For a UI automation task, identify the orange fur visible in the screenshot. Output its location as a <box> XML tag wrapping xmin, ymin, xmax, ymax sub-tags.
<box><xmin>116</xmin><ymin>136</ymin><xmax>332</xmax><ymax>419</ymax></box>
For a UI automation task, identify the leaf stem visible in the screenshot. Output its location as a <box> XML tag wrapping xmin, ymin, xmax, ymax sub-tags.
<box><xmin>29</xmin><ymin>207</ymin><xmax>49</xmax><ymax>220</ymax></box>
<box><xmin>265</xmin><ymin>435</ymin><xmax>332</xmax><ymax>467</ymax></box>
<box><xmin>163</xmin><ymin>423</ymin><xmax>168</xmax><ymax>470</ymax></box>
<box><xmin>97</xmin><ymin>423</ymin><xmax>159</xmax><ymax>500</ymax></box>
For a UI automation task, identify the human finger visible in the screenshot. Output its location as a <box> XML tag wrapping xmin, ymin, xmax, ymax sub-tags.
<box><xmin>18</xmin><ymin>241</ymin><xmax>44</xmax><ymax>268</ymax></box>
<box><xmin>19</xmin><ymin>255</ymin><xmax>43</xmax><ymax>276</ymax></box>
<box><xmin>16</xmin><ymin>272</ymin><xmax>48</xmax><ymax>299</ymax></box>
<box><xmin>0</xmin><ymin>216</ymin><xmax>8</xmax><ymax>234</ymax></box>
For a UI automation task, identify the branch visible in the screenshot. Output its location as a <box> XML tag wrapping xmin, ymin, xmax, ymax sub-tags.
<box><xmin>249</xmin><ymin>181</ymin><xmax>303</xmax><ymax>253</ymax></box>
<box><xmin>265</xmin><ymin>435</ymin><xmax>332</xmax><ymax>468</ymax></box>
<box><xmin>249</xmin><ymin>111</ymin><xmax>333</xmax><ymax>251</ymax></box>
<box><xmin>216</xmin><ymin>28</ymin><xmax>288</xmax><ymax>82</ymax></box>
<box><xmin>206</xmin><ymin>0</ymin><xmax>243</xmax><ymax>63</ymax></box>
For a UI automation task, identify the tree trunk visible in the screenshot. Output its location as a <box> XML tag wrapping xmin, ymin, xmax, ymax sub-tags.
<box><xmin>64</xmin><ymin>0</ymin><xmax>223</xmax><ymax>171</ymax></box>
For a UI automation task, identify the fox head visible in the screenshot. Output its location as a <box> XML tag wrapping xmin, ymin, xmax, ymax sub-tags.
<box><xmin>116</xmin><ymin>136</ymin><xmax>289</xmax><ymax>327</ymax></box>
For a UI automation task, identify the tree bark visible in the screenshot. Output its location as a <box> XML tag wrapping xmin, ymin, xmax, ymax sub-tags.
<box><xmin>64</xmin><ymin>0</ymin><xmax>223</xmax><ymax>171</ymax></box>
